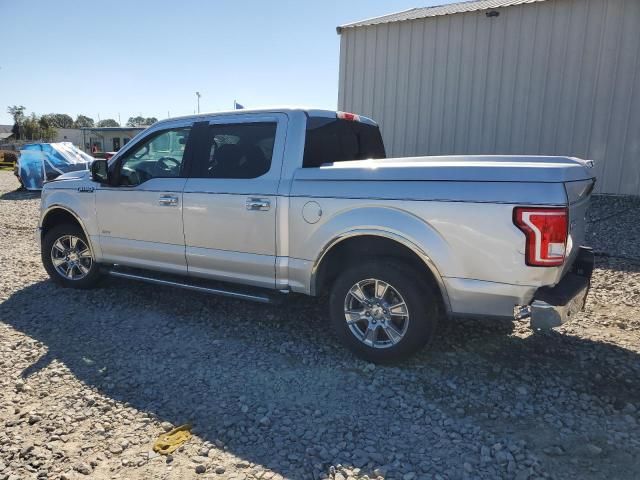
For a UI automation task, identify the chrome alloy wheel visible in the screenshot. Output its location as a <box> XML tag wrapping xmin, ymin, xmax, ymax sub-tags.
<box><xmin>50</xmin><ymin>235</ymin><xmax>93</xmax><ymax>280</ymax></box>
<box><xmin>343</xmin><ymin>278</ymin><xmax>410</xmax><ymax>349</ymax></box>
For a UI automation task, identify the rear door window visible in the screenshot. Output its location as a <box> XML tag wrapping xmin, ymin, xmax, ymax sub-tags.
<box><xmin>303</xmin><ymin>117</ymin><xmax>386</xmax><ymax>168</ymax></box>
<box><xmin>195</xmin><ymin>122</ymin><xmax>277</xmax><ymax>179</ymax></box>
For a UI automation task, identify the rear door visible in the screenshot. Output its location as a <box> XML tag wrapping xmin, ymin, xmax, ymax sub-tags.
<box><xmin>182</xmin><ymin>113</ymin><xmax>288</xmax><ymax>288</ymax></box>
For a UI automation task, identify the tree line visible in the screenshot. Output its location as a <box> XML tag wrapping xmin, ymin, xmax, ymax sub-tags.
<box><xmin>6</xmin><ymin>105</ymin><xmax>158</xmax><ymax>141</ymax></box>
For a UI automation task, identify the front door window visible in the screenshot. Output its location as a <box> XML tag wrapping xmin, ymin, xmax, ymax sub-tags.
<box><xmin>117</xmin><ymin>128</ymin><xmax>190</xmax><ymax>185</ymax></box>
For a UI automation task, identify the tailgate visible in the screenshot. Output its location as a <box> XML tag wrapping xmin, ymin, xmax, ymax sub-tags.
<box><xmin>563</xmin><ymin>179</ymin><xmax>595</xmax><ymax>272</ymax></box>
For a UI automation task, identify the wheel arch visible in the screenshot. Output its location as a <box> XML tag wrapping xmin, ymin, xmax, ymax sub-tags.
<box><xmin>40</xmin><ymin>205</ymin><xmax>96</xmax><ymax>255</ymax></box>
<box><xmin>310</xmin><ymin>230</ymin><xmax>452</xmax><ymax>315</ymax></box>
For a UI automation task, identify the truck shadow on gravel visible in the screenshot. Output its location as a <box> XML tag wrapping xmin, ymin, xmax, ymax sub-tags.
<box><xmin>2</xmin><ymin>277</ymin><xmax>640</xmax><ymax>479</ymax></box>
<box><xmin>0</xmin><ymin>187</ymin><xmax>40</xmax><ymax>201</ymax></box>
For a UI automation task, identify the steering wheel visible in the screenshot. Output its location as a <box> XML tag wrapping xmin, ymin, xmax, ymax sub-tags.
<box><xmin>155</xmin><ymin>156</ymin><xmax>180</xmax><ymax>176</ymax></box>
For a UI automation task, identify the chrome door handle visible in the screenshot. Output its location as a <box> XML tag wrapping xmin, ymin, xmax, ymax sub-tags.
<box><xmin>158</xmin><ymin>194</ymin><xmax>179</xmax><ymax>206</ymax></box>
<box><xmin>246</xmin><ymin>198</ymin><xmax>270</xmax><ymax>211</ymax></box>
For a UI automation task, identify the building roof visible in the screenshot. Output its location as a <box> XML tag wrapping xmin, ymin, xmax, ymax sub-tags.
<box><xmin>0</xmin><ymin>125</ymin><xmax>13</xmax><ymax>134</ymax></box>
<box><xmin>337</xmin><ymin>0</ymin><xmax>548</xmax><ymax>32</ymax></box>
<box><xmin>0</xmin><ymin>132</ymin><xmax>14</xmax><ymax>140</ymax></box>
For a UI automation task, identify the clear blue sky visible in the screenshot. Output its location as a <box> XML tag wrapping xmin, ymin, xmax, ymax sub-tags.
<box><xmin>0</xmin><ymin>0</ymin><xmax>448</xmax><ymax>125</ymax></box>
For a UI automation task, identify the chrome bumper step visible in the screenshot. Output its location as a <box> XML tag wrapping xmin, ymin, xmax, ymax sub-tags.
<box><xmin>515</xmin><ymin>247</ymin><xmax>594</xmax><ymax>329</ymax></box>
<box><xmin>106</xmin><ymin>268</ymin><xmax>276</xmax><ymax>304</ymax></box>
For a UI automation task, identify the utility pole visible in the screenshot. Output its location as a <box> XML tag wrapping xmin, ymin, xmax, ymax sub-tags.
<box><xmin>196</xmin><ymin>91</ymin><xmax>201</xmax><ymax>113</ymax></box>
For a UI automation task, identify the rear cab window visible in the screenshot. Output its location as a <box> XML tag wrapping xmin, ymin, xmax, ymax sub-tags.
<box><xmin>303</xmin><ymin>114</ymin><xmax>386</xmax><ymax>168</ymax></box>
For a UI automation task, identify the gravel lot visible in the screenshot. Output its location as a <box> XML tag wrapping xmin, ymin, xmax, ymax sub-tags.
<box><xmin>0</xmin><ymin>170</ymin><xmax>639</xmax><ymax>480</ymax></box>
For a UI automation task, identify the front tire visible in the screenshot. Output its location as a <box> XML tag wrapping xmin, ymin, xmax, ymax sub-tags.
<box><xmin>41</xmin><ymin>223</ymin><xmax>103</xmax><ymax>289</ymax></box>
<box><xmin>329</xmin><ymin>260</ymin><xmax>441</xmax><ymax>363</ymax></box>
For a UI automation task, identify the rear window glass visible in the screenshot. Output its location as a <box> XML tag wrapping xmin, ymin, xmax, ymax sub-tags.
<box><xmin>199</xmin><ymin>122</ymin><xmax>276</xmax><ymax>179</ymax></box>
<box><xmin>302</xmin><ymin>117</ymin><xmax>386</xmax><ymax>168</ymax></box>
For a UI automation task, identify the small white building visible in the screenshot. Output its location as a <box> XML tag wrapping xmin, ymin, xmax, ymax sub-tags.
<box><xmin>55</xmin><ymin>128</ymin><xmax>84</xmax><ymax>147</ymax></box>
<box><xmin>55</xmin><ymin>127</ymin><xmax>145</xmax><ymax>154</ymax></box>
<box><xmin>338</xmin><ymin>0</ymin><xmax>640</xmax><ymax>195</ymax></box>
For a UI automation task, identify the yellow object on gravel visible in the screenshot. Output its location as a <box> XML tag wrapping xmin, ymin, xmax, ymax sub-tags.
<box><xmin>153</xmin><ymin>424</ymin><xmax>192</xmax><ymax>455</ymax></box>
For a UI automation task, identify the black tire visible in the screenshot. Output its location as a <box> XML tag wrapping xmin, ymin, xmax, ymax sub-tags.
<box><xmin>41</xmin><ymin>223</ymin><xmax>103</xmax><ymax>289</ymax></box>
<box><xmin>329</xmin><ymin>260</ymin><xmax>441</xmax><ymax>363</ymax></box>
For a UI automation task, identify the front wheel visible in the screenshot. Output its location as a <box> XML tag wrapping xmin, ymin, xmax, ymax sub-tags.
<box><xmin>329</xmin><ymin>260</ymin><xmax>441</xmax><ymax>363</ymax></box>
<box><xmin>41</xmin><ymin>223</ymin><xmax>103</xmax><ymax>289</ymax></box>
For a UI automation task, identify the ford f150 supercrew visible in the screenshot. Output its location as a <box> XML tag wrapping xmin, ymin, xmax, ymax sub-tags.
<box><xmin>38</xmin><ymin>108</ymin><xmax>595</xmax><ymax>362</ymax></box>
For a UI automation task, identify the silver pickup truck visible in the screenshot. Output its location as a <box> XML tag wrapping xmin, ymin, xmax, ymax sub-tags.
<box><xmin>38</xmin><ymin>108</ymin><xmax>595</xmax><ymax>362</ymax></box>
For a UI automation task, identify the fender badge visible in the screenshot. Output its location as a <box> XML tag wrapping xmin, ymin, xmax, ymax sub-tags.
<box><xmin>77</xmin><ymin>186</ymin><xmax>95</xmax><ymax>193</ymax></box>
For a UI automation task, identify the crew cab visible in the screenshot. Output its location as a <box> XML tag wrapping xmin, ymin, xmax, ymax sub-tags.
<box><xmin>38</xmin><ymin>108</ymin><xmax>595</xmax><ymax>362</ymax></box>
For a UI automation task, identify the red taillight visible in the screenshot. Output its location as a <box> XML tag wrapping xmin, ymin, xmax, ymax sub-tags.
<box><xmin>513</xmin><ymin>207</ymin><xmax>568</xmax><ymax>267</ymax></box>
<box><xmin>337</xmin><ymin>111</ymin><xmax>360</xmax><ymax>122</ymax></box>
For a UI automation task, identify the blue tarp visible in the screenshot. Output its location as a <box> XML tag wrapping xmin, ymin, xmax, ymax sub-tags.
<box><xmin>18</xmin><ymin>142</ymin><xmax>94</xmax><ymax>190</ymax></box>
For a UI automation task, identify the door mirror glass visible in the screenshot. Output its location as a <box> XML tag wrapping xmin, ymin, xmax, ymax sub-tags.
<box><xmin>91</xmin><ymin>159</ymin><xmax>109</xmax><ymax>184</ymax></box>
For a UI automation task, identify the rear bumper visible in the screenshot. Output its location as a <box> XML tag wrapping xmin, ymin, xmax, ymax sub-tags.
<box><xmin>527</xmin><ymin>247</ymin><xmax>594</xmax><ymax>329</ymax></box>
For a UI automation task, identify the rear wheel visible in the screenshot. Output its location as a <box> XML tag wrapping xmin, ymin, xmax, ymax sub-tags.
<box><xmin>41</xmin><ymin>223</ymin><xmax>103</xmax><ymax>289</ymax></box>
<box><xmin>329</xmin><ymin>260</ymin><xmax>441</xmax><ymax>363</ymax></box>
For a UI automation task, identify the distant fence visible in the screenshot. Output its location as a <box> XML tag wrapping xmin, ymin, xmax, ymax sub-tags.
<box><xmin>0</xmin><ymin>143</ymin><xmax>19</xmax><ymax>152</ymax></box>
<box><xmin>0</xmin><ymin>140</ymin><xmax>48</xmax><ymax>151</ymax></box>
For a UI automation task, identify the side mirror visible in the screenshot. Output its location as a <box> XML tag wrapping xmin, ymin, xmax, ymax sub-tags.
<box><xmin>91</xmin><ymin>159</ymin><xmax>110</xmax><ymax>184</ymax></box>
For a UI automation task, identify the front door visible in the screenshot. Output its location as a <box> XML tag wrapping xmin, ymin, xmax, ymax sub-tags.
<box><xmin>182</xmin><ymin>114</ymin><xmax>287</xmax><ymax>288</ymax></box>
<box><xmin>96</xmin><ymin>123</ymin><xmax>193</xmax><ymax>274</ymax></box>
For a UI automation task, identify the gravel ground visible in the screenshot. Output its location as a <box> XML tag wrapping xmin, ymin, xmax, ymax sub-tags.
<box><xmin>0</xmin><ymin>170</ymin><xmax>639</xmax><ymax>480</ymax></box>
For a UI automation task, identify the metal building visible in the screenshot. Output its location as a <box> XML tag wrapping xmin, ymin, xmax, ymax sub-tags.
<box><xmin>337</xmin><ymin>0</ymin><xmax>640</xmax><ymax>195</ymax></box>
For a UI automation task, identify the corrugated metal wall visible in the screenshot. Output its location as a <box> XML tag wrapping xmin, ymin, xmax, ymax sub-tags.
<box><xmin>338</xmin><ymin>0</ymin><xmax>640</xmax><ymax>195</ymax></box>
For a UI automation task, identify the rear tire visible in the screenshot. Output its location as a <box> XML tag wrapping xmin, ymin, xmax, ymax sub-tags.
<box><xmin>41</xmin><ymin>223</ymin><xmax>103</xmax><ymax>289</ymax></box>
<box><xmin>329</xmin><ymin>260</ymin><xmax>441</xmax><ymax>363</ymax></box>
